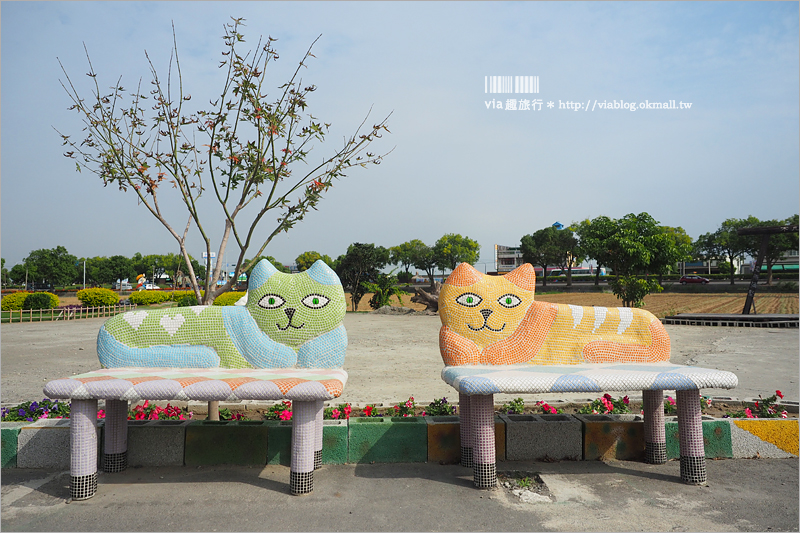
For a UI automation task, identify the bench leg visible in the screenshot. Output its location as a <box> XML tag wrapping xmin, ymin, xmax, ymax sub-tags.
<box><xmin>459</xmin><ymin>393</ymin><xmax>473</xmax><ymax>468</ymax></box>
<box><xmin>290</xmin><ymin>400</ymin><xmax>321</xmax><ymax>495</ymax></box>
<box><xmin>470</xmin><ymin>394</ymin><xmax>496</xmax><ymax>488</ymax></box>
<box><xmin>103</xmin><ymin>400</ymin><xmax>128</xmax><ymax>473</ymax></box>
<box><xmin>676</xmin><ymin>389</ymin><xmax>707</xmax><ymax>484</ymax></box>
<box><xmin>70</xmin><ymin>399</ymin><xmax>98</xmax><ymax>500</ymax></box>
<box><xmin>642</xmin><ymin>389</ymin><xmax>667</xmax><ymax>464</ymax></box>
<box><xmin>314</xmin><ymin>400</ymin><xmax>323</xmax><ymax>470</ymax></box>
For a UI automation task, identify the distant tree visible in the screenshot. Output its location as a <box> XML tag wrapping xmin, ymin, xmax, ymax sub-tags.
<box><xmin>364</xmin><ymin>273</ymin><xmax>408</xmax><ymax>309</ymax></box>
<box><xmin>108</xmin><ymin>255</ymin><xmax>136</xmax><ymax>285</ymax></box>
<box><xmin>58</xmin><ymin>18</ymin><xmax>390</xmax><ymax>304</ymax></box>
<box><xmin>24</xmin><ymin>246</ymin><xmax>78</xmax><ymax>287</ymax></box>
<box><xmin>295</xmin><ymin>251</ymin><xmax>333</xmax><ymax>272</ymax></box>
<box><xmin>601</xmin><ymin>213</ymin><xmax>666</xmax><ymax>307</ymax></box>
<box><xmin>8</xmin><ymin>264</ymin><xmax>28</xmax><ymax>286</ymax></box>
<box><xmin>243</xmin><ymin>255</ymin><xmax>290</xmax><ymax>274</ymax></box>
<box><xmin>334</xmin><ymin>243</ymin><xmax>389</xmax><ymax>312</ymax></box>
<box><xmin>650</xmin><ymin>226</ymin><xmax>693</xmax><ymax>284</ymax></box>
<box><xmin>744</xmin><ymin>215</ymin><xmax>799</xmax><ymax>285</ymax></box>
<box><xmin>520</xmin><ymin>227</ymin><xmax>560</xmax><ymax>287</ymax></box>
<box><xmin>405</xmin><ymin>242</ymin><xmax>437</xmax><ymax>289</ymax></box>
<box><xmin>694</xmin><ymin>216</ymin><xmax>759</xmax><ymax>285</ymax></box>
<box><xmin>575</xmin><ymin>216</ymin><xmax>617</xmax><ymax>285</ymax></box>
<box><xmin>433</xmin><ymin>234</ymin><xmax>480</xmax><ymax>276</ymax></box>
<box><xmin>553</xmin><ymin>226</ymin><xmax>583</xmax><ymax>287</ymax></box>
<box><xmin>1</xmin><ymin>258</ymin><xmax>8</xmax><ymax>287</ymax></box>
<box><xmin>390</xmin><ymin>240</ymin><xmax>427</xmax><ymax>275</ymax></box>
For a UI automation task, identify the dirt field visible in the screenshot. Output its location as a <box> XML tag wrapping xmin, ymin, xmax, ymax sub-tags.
<box><xmin>343</xmin><ymin>291</ymin><xmax>797</xmax><ymax>317</ymax></box>
<box><xmin>53</xmin><ymin>291</ymin><xmax>798</xmax><ymax>317</ymax></box>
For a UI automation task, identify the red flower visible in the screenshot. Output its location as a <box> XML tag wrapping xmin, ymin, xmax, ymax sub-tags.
<box><xmin>622</xmin><ymin>396</ymin><xmax>629</xmax><ymax>405</ymax></box>
<box><xmin>363</xmin><ymin>405</ymin><xmax>373</xmax><ymax>417</ymax></box>
<box><xmin>776</xmin><ymin>390</ymin><xmax>784</xmax><ymax>399</ymax></box>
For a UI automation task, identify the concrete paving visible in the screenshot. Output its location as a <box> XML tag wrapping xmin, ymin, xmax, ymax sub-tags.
<box><xmin>2</xmin><ymin>314</ymin><xmax>798</xmax><ymax>406</ymax></box>
<box><xmin>1</xmin><ymin>458</ymin><xmax>798</xmax><ymax>531</ymax></box>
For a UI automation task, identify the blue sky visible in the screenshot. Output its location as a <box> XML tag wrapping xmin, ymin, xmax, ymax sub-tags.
<box><xmin>2</xmin><ymin>1</ymin><xmax>798</xmax><ymax>273</ymax></box>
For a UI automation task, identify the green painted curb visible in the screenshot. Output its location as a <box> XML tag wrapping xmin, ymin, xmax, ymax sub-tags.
<box><xmin>1</xmin><ymin>423</ymin><xmax>26</xmax><ymax>468</ymax></box>
<box><xmin>185</xmin><ymin>420</ymin><xmax>269</xmax><ymax>466</ymax></box>
<box><xmin>349</xmin><ymin>417</ymin><xmax>427</xmax><ymax>463</ymax></box>
<box><xmin>665</xmin><ymin>418</ymin><xmax>733</xmax><ymax>459</ymax></box>
<box><xmin>265</xmin><ymin>420</ymin><xmax>292</xmax><ymax>466</ymax></box>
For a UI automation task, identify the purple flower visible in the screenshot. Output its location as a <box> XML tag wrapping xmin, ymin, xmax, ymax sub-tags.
<box><xmin>18</xmin><ymin>409</ymin><xmax>26</xmax><ymax>416</ymax></box>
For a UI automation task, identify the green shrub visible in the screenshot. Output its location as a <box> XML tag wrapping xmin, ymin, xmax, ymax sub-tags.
<box><xmin>169</xmin><ymin>290</ymin><xmax>203</xmax><ymax>302</ymax></box>
<box><xmin>212</xmin><ymin>291</ymin><xmax>246</xmax><ymax>306</ymax></box>
<box><xmin>77</xmin><ymin>288</ymin><xmax>120</xmax><ymax>307</ymax></box>
<box><xmin>176</xmin><ymin>294</ymin><xmax>198</xmax><ymax>307</ymax></box>
<box><xmin>23</xmin><ymin>293</ymin><xmax>56</xmax><ymax>310</ymax></box>
<box><xmin>397</xmin><ymin>271</ymin><xmax>413</xmax><ymax>284</ymax></box>
<box><xmin>1</xmin><ymin>291</ymin><xmax>31</xmax><ymax>311</ymax></box>
<box><xmin>128</xmin><ymin>290</ymin><xmax>170</xmax><ymax>306</ymax></box>
<box><xmin>40</xmin><ymin>292</ymin><xmax>60</xmax><ymax>308</ymax></box>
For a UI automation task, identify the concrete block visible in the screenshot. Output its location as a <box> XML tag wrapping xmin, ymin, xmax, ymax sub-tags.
<box><xmin>501</xmin><ymin>414</ymin><xmax>582</xmax><ymax>461</ymax></box>
<box><xmin>665</xmin><ymin>416</ymin><xmax>732</xmax><ymax>459</ymax></box>
<box><xmin>184</xmin><ymin>420</ymin><xmax>269</xmax><ymax>466</ymax></box>
<box><xmin>322</xmin><ymin>419</ymin><xmax>348</xmax><ymax>465</ymax></box>
<box><xmin>1</xmin><ymin>422</ymin><xmax>28</xmax><ymax>468</ymax></box>
<box><xmin>128</xmin><ymin>420</ymin><xmax>191</xmax><ymax>467</ymax></box>
<box><xmin>16</xmin><ymin>419</ymin><xmax>102</xmax><ymax>469</ymax></box>
<box><xmin>349</xmin><ymin>417</ymin><xmax>427</xmax><ymax>463</ymax></box>
<box><xmin>576</xmin><ymin>414</ymin><xmax>645</xmax><ymax>461</ymax></box>
<box><xmin>425</xmin><ymin>416</ymin><xmax>461</xmax><ymax>464</ymax></box>
<box><xmin>266</xmin><ymin>420</ymin><xmax>292</xmax><ymax>466</ymax></box>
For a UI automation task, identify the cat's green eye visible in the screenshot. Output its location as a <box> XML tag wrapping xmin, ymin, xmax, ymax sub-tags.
<box><xmin>258</xmin><ymin>294</ymin><xmax>286</xmax><ymax>310</ymax></box>
<box><xmin>456</xmin><ymin>292</ymin><xmax>483</xmax><ymax>307</ymax></box>
<box><xmin>302</xmin><ymin>293</ymin><xmax>330</xmax><ymax>309</ymax></box>
<box><xmin>498</xmin><ymin>294</ymin><xmax>522</xmax><ymax>308</ymax></box>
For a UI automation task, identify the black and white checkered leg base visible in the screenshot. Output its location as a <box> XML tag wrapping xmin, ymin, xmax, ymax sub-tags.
<box><xmin>460</xmin><ymin>446</ymin><xmax>473</xmax><ymax>468</ymax></box>
<box><xmin>473</xmin><ymin>462</ymin><xmax>497</xmax><ymax>489</ymax></box>
<box><xmin>70</xmin><ymin>473</ymin><xmax>98</xmax><ymax>501</ymax></box>
<box><xmin>645</xmin><ymin>442</ymin><xmax>667</xmax><ymax>465</ymax></box>
<box><xmin>103</xmin><ymin>451</ymin><xmax>128</xmax><ymax>473</ymax></box>
<box><xmin>290</xmin><ymin>471</ymin><xmax>314</xmax><ymax>495</ymax></box>
<box><xmin>314</xmin><ymin>450</ymin><xmax>322</xmax><ymax>470</ymax></box>
<box><xmin>680</xmin><ymin>456</ymin><xmax>707</xmax><ymax>485</ymax></box>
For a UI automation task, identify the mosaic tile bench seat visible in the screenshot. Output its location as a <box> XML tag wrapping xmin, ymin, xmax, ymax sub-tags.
<box><xmin>43</xmin><ymin>259</ymin><xmax>350</xmax><ymax>500</ymax></box>
<box><xmin>437</xmin><ymin>263</ymin><xmax>738</xmax><ymax>489</ymax></box>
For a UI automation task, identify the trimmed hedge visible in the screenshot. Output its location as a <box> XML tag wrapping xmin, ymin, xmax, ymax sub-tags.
<box><xmin>23</xmin><ymin>292</ymin><xmax>59</xmax><ymax>310</ymax></box>
<box><xmin>1</xmin><ymin>292</ymin><xmax>31</xmax><ymax>311</ymax></box>
<box><xmin>77</xmin><ymin>288</ymin><xmax>120</xmax><ymax>307</ymax></box>
<box><xmin>212</xmin><ymin>291</ymin><xmax>246</xmax><ymax>306</ymax></box>
<box><xmin>128</xmin><ymin>290</ymin><xmax>171</xmax><ymax>305</ymax></box>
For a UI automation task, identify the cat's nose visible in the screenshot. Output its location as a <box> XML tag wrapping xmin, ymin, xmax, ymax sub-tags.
<box><xmin>480</xmin><ymin>309</ymin><xmax>492</xmax><ymax>320</ymax></box>
<box><xmin>284</xmin><ymin>307</ymin><xmax>296</xmax><ymax>320</ymax></box>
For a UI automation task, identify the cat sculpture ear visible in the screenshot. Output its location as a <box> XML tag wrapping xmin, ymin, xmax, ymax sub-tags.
<box><xmin>248</xmin><ymin>259</ymin><xmax>279</xmax><ymax>292</ymax></box>
<box><xmin>503</xmin><ymin>263</ymin><xmax>536</xmax><ymax>292</ymax></box>
<box><xmin>445</xmin><ymin>262</ymin><xmax>483</xmax><ymax>287</ymax></box>
<box><xmin>305</xmin><ymin>259</ymin><xmax>341</xmax><ymax>286</ymax></box>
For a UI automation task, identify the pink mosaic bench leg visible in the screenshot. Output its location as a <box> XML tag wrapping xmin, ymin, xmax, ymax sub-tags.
<box><xmin>459</xmin><ymin>393</ymin><xmax>473</xmax><ymax>468</ymax></box>
<box><xmin>290</xmin><ymin>400</ymin><xmax>322</xmax><ymax>495</ymax></box>
<box><xmin>676</xmin><ymin>389</ymin><xmax>707</xmax><ymax>484</ymax></box>
<box><xmin>103</xmin><ymin>400</ymin><xmax>128</xmax><ymax>473</ymax></box>
<box><xmin>642</xmin><ymin>389</ymin><xmax>667</xmax><ymax>464</ymax></box>
<box><xmin>314</xmin><ymin>400</ymin><xmax>323</xmax><ymax>470</ymax></box>
<box><xmin>70</xmin><ymin>399</ymin><xmax>98</xmax><ymax>500</ymax></box>
<box><xmin>470</xmin><ymin>394</ymin><xmax>496</xmax><ymax>488</ymax></box>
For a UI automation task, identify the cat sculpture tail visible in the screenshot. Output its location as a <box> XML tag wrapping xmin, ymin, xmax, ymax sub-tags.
<box><xmin>438</xmin><ymin>263</ymin><xmax>670</xmax><ymax>366</ymax></box>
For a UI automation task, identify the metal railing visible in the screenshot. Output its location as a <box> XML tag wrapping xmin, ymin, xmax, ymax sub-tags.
<box><xmin>1</xmin><ymin>303</ymin><xmax>137</xmax><ymax>324</ymax></box>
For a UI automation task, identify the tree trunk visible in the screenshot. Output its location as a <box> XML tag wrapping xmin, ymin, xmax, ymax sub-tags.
<box><xmin>411</xmin><ymin>282</ymin><xmax>441</xmax><ymax>312</ymax></box>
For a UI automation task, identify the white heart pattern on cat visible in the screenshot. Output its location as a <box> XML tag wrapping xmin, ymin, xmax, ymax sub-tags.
<box><xmin>189</xmin><ymin>305</ymin><xmax>206</xmax><ymax>316</ymax></box>
<box><xmin>160</xmin><ymin>314</ymin><xmax>186</xmax><ymax>336</ymax></box>
<box><xmin>123</xmin><ymin>311</ymin><xmax>148</xmax><ymax>331</ymax></box>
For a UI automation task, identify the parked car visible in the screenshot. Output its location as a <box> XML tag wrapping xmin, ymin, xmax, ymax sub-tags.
<box><xmin>679</xmin><ymin>275</ymin><xmax>710</xmax><ymax>284</ymax></box>
<box><xmin>26</xmin><ymin>282</ymin><xmax>55</xmax><ymax>292</ymax></box>
<box><xmin>139</xmin><ymin>283</ymin><xmax>161</xmax><ymax>291</ymax></box>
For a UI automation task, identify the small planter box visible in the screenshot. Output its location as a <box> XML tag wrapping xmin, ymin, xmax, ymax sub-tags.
<box><xmin>184</xmin><ymin>420</ymin><xmax>269</xmax><ymax>466</ymax></box>
<box><xmin>425</xmin><ymin>416</ymin><xmax>506</xmax><ymax>464</ymax></box>
<box><xmin>349</xmin><ymin>417</ymin><xmax>427</xmax><ymax>463</ymax></box>
<box><xmin>576</xmin><ymin>414</ymin><xmax>645</xmax><ymax>461</ymax></box>
<box><xmin>266</xmin><ymin>420</ymin><xmax>292</xmax><ymax>466</ymax></box>
<box><xmin>16</xmin><ymin>419</ymin><xmax>102</xmax><ymax>469</ymax></box>
<box><xmin>501</xmin><ymin>414</ymin><xmax>582</xmax><ymax>461</ymax></box>
<box><xmin>266</xmin><ymin>419</ymin><xmax>349</xmax><ymax>466</ymax></box>
<box><xmin>1</xmin><ymin>422</ymin><xmax>28</xmax><ymax>468</ymax></box>
<box><xmin>665</xmin><ymin>416</ymin><xmax>732</xmax><ymax>460</ymax></box>
<box><xmin>128</xmin><ymin>420</ymin><xmax>191</xmax><ymax>467</ymax></box>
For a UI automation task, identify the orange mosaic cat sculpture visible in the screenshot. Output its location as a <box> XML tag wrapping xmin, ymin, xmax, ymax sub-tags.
<box><xmin>438</xmin><ymin>263</ymin><xmax>670</xmax><ymax>366</ymax></box>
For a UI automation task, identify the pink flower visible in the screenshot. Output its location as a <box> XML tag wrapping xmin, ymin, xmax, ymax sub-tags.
<box><xmin>279</xmin><ymin>410</ymin><xmax>292</xmax><ymax>421</ymax></box>
<box><xmin>745</xmin><ymin>408</ymin><xmax>755</xmax><ymax>418</ymax></box>
<box><xmin>667</xmin><ymin>396</ymin><xmax>676</xmax><ymax>406</ymax></box>
<box><xmin>781</xmin><ymin>411</ymin><xmax>788</xmax><ymax>419</ymax></box>
<box><xmin>332</xmin><ymin>409</ymin><xmax>340</xmax><ymax>419</ymax></box>
<box><xmin>405</xmin><ymin>401</ymin><xmax>412</xmax><ymax>408</ymax></box>
<box><xmin>622</xmin><ymin>396</ymin><xmax>629</xmax><ymax>405</ymax></box>
<box><xmin>603</xmin><ymin>393</ymin><xmax>612</xmax><ymax>401</ymax></box>
<box><xmin>143</xmin><ymin>400</ymin><xmax>149</xmax><ymax>408</ymax></box>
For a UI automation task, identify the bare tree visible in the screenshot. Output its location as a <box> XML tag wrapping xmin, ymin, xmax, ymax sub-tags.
<box><xmin>57</xmin><ymin>17</ymin><xmax>391</xmax><ymax>303</ymax></box>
